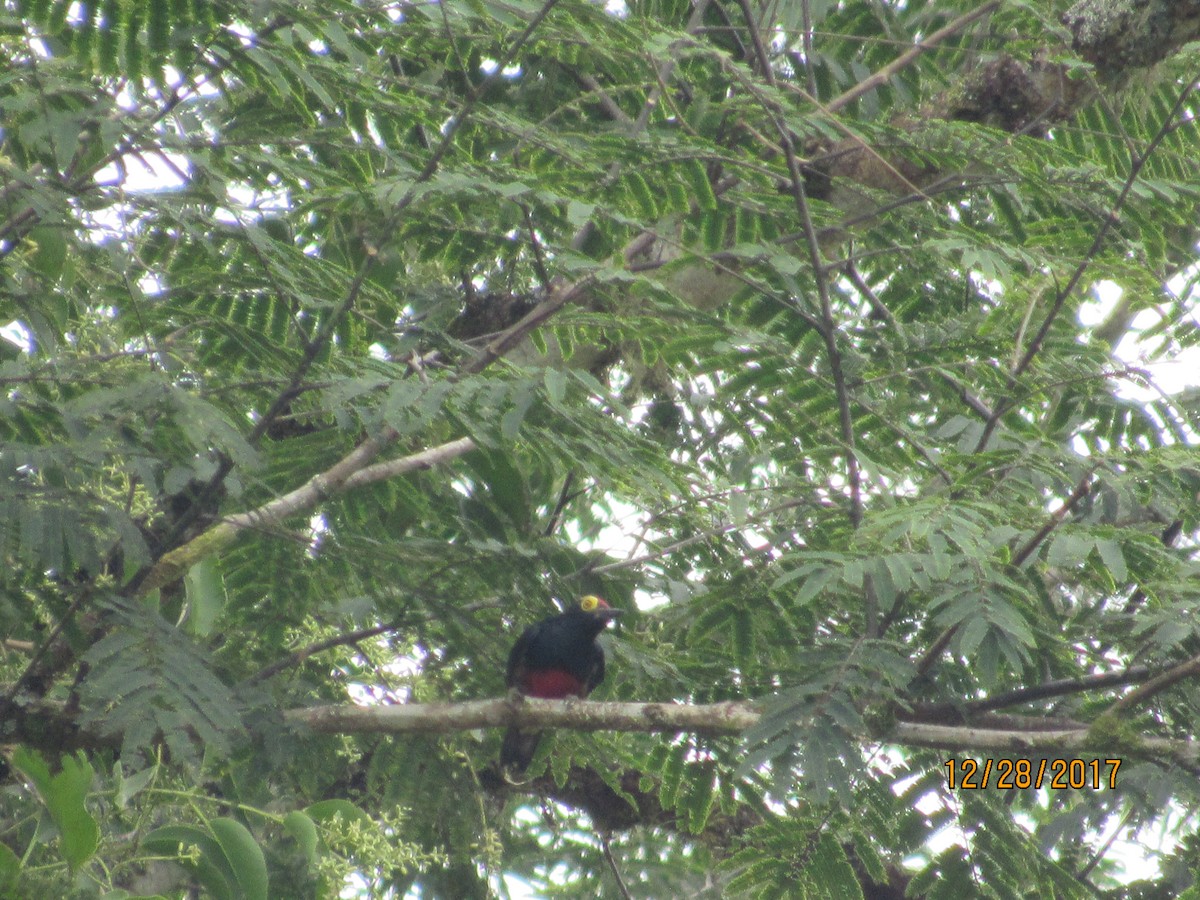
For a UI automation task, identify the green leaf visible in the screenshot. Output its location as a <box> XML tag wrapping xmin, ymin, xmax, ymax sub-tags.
<box><xmin>79</xmin><ymin>597</ymin><xmax>241</xmax><ymax>768</ymax></box>
<box><xmin>183</xmin><ymin>556</ymin><xmax>226</xmax><ymax>638</ymax></box>
<box><xmin>658</xmin><ymin>743</ymin><xmax>687</xmax><ymax>810</ymax></box>
<box><xmin>209</xmin><ymin>818</ymin><xmax>269</xmax><ymax>900</ymax></box>
<box><xmin>566</xmin><ymin>199</ymin><xmax>595</xmax><ymax>226</ymax></box>
<box><xmin>283</xmin><ymin>811</ymin><xmax>320</xmax><ymax>866</ymax></box>
<box><xmin>681</xmin><ymin>769</ymin><xmax>716</xmax><ymax>833</ymax></box>
<box><xmin>957</xmin><ymin>614</ymin><xmax>989</xmax><ymax>659</ymax></box>
<box><xmin>0</xmin><ymin>841</ymin><xmax>20</xmax><ymax>893</ymax></box>
<box><xmin>114</xmin><ymin>762</ymin><xmax>158</xmax><ymax>808</ymax></box>
<box><xmin>682</xmin><ymin>159</ymin><xmax>716</xmax><ymax>210</ymax></box>
<box><xmin>10</xmin><ymin>749</ymin><xmax>99</xmax><ymax>870</ymax></box>
<box><xmin>623</xmin><ymin>172</ymin><xmax>658</xmax><ymax>219</ymax></box>
<box><xmin>544</xmin><ymin>369</ymin><xmax>567</xmax><ymax>405</ymax></box>
<box><xmin>26</xmin><ymin>226</ymin><xmax>68</xmax><ymax>282</ymax></box>
<box><xmin>1047</xmin><ymin>532</ymin><xmax>1092</xmax><ymax>568</ymax></box>
<box><xmin>142</xmin><ymin>824</ymin><xmax>236</xmax><ymax>900</ymax></box>
<box><xmin>809</xmin><ymin>833</ymin><xmax>863</xmax><ymax>900</ymax></box>
<box><xmin>306</xmin><ymin>799</ymin><xmax>373</xmax><ymax>828</ymax></box>
<box><xmin>1094</xmin><ymin>537</ymin><xmax>1128</xmax><ymax>582</ymax></box>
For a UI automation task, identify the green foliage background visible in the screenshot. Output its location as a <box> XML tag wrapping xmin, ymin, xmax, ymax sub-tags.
<box><xmin>2</xmin><ymin>0</ymin><xmax>1200</xmax><ymax>896</ymax></box>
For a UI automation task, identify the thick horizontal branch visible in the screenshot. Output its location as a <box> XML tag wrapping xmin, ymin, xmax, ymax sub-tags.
<box><xmin>288</xmin><ymin>697</ymin><xmax>760</xmax><ymax>736</ymax></box>
<box><xmin>287</xmin><ymin>698</ymin><xmax>1200</xmax><ymax>766</ymax></box>
<box><xmin>10</xmin><ymin>695</ymin><xmax>1200</xmax><ymax>770</ymax></box>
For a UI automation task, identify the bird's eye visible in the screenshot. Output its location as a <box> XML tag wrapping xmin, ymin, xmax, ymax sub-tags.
<box><xmin>580</xmin><ymin>595</ymin><xmax>600</xmax><ymax>611</ymax></box>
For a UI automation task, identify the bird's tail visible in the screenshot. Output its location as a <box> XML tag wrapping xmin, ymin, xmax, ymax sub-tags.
<box><xmin>500</xmin><ymin>726</ymin><xmax>543</xmax><ymax>776</ymax></box>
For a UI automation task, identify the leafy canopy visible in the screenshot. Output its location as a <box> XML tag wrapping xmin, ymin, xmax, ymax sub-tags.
<box><xmin>2</xmin><ymin>0</ymin><xmax>1200</xmax><ymax>896</ymax></box>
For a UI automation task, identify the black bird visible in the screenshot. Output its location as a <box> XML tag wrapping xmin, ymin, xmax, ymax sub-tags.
<box><xmin>500</xmin><ymin>595</ymin><xmax>622</xmax><ymax>774</ymax></box>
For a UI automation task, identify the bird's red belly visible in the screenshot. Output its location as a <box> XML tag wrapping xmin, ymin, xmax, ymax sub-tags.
<box><xmin>522</xmin><ymin>669</ymin><xmax>586</xmax><ymax>698</ymax></box>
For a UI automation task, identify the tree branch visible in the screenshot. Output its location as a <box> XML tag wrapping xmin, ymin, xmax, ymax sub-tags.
<box><xmin>137</xmin><ymin>435</ymin><xmax>477</xmax><ymax>595</ymax></box>
<box><xmin>459</xmin><ymin>277</ymin><xmax>595</xmax><ymax>376</ymax></box>
<box><xmin>973</xmin><ymin>72</ymin><xmax>1200</xmax><ymax>452</ymax></box>
<box><xmin>245</xmin><ymin>598</ymin><xmax>504</xmax><ymax>686</ymax></box>
<box><xmin>1106</xmin><ymin>650</ymin><xmax>1200</xmax><ymax>717</ymax></box>
<box><xmin>735</xmin><ymin>0</ymin><xmax>864</xmax><ymax>565</ymax></box>
<box><xmin>149</xmin><ymin>0</ymin><xmax>567</xmax><ymax>557</ymax></box>
<box><xmin>287</xmin><ymin>697</ymin><xmax>760</xmax><ymax>736</ymax></box>
<box><xmin>893</xmin><ymin>720</ymin><xmax>1195</xmax><ymax>764</ymax></box>
<box><xmin>1011</xmin><ymin>467</ymin><xmax>1098</xmax><ymax>567</ymax></box>
<box><xmin>915</xmin><ymin>466</ymin><xmax>1096</xmax><ymax>676</ymax></box>
<box><xmin>13</xmin><ymin>690</ymin><xmax>1200</xmax><ymax>771</ymax></box>
<box><xmin>825</xmin><ymin>1</ymin><xmax>1002</xmax><ymax>114</ymax></box>
<box><xmin>285</xmin><ymin>697</ymin><xmax>1200</xmax><ymax>765</ymax></box>
<box><xmin>915</xmin><ymin>664</ymin><xmax>1153</xmax><ymax>718</ymax></box>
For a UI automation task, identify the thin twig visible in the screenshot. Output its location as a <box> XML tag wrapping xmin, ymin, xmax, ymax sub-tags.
<box><xmin>914</xmin><ymin>665</ymin><xmax>1153</xmax><ymax>718</ymax></box>
<box><xmin>569</xmin><ymin>0</ymin><xmax>714</xmax><ymax>253</ymax></box>
<box><xmin>246</xmin><ymin>600</ymin><xmax>504</xmax><ymax>685</ymax></box>
<box><xmin>826</xmin><ymin>2</ymin><xmax>1002</xmax><ymax>113</ymax></box>
<box><xmin>0</xmin><ymin>587</ymin><xmax>91</xmax><ymax>714</ymax></box>
<box><xmin>798</xmin><ymin>0</ymin><xmax>817</xmax><ymax>97</ymax></box>
<box><xmin>574</xmin><ymin>72</ymin><xmax>634</xmax><ymax>125</ymax></box>
<box><xmin>460</xmin><ymin>278</ymin><xmax>596</xmax><ymax>375</ymax></box>
<box><xmin>845</xmin><ymin>260</ymin><xmax>897</xmax><ymax>326</ymax></box>
<box><xmin>589</xmin><ymin>498</ymin><xmax>811</xmax><ymax>574</ymax></box>
<box><xmin>1078</xmin><ymin>806</ymin><xmax>1135</xmax><ymax>880</ymax></box>
<box><xmin>636</xmin><ymin>0</ymin><xmax>713</xmax><ymax>132</ymax></box>
<box><xmin>1121</xmin><ymin>517</ymin><xmax>1184</xmax><ymax>615</ymax></box>
<box><xmin>544</xmin><ymin>472</ymin><xmax>578</xmax><ymax>538</ymax></box>
<box><xmin>938</xmin><ymin>371</ymin><xmax>996</xmax><ymax>420</ymax></box>
<box><xmin>1011</xmin><ymin>467</ymin><xmax>1097</xmax><ymax>567</ymax></box>
<box><xmin>915</xmin><ymin>468</ymin><xmax>1096</xmax><ymax>677</ymax></box>
<box><xmin>522</xmin><ymin>204</ymin><xmax>553</xmax><ymax>288</ymax></box>
<box><xmin>1107</xmin><ymin>651</ymin><xmax>1200</xmax><ymax>717</ymax></box>
<box><xmin>733</xmin><ymin>0</ymin><xmax>866</xmax><ymax>635</ymax></box>
<box><xmin>784</xmin><ymin>148</ymin><xmax>860</xmax><ymax>526</ymax></box>
<box><xmin>974</xmin><ymin>71</ymin><xmax>1200</xmax><ymax>452</ymax></box>
<box><xmin>600</xmin><ymin>835</ymin><xmax>634</xmax><ymax>900</ymax></box>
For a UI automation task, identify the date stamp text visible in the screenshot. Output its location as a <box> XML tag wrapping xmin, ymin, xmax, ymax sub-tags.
<box><xmin>944</xmin><ymin>758</ymin><xmax>1121</xmax><ymax>790</ymax></box>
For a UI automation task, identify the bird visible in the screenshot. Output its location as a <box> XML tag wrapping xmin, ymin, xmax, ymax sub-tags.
<box><xmin>500</xmin><ymin>594</ymin><xmax>623</xmax><ymax>775</ymax></box>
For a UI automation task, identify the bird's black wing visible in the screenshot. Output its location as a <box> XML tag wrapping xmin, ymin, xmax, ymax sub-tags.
<box><xmin>583</xmin><ymin>642</ymin><xmax>606</xmax><ymax>694</ymax></box>
<box><xmin>506</xmin><ymin>623</ymin><xmax>536</xmax><ymax>688</ymax></box>
<box><xmin>503</xmin><ymin>622</ymin><xmax>542</xmax><ymax>774</ymax></box>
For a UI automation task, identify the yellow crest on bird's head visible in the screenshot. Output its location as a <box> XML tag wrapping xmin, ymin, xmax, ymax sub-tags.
<box><xmin>580</xmin><ymin>594</ymin><xmax>604</xmax><ymax>612</ymax></box>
